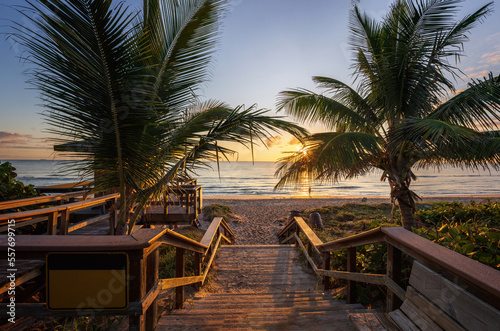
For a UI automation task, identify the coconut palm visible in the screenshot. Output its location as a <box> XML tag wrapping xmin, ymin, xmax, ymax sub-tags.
<box><xmin>275</xmin><ymin>0</ymin><xmax>500</xmax><ymax>230</ymax></box>
<box><xmin>12</xmin><ymin>0</ymin><xmax>306</xmax><ymax>234</ymax></box>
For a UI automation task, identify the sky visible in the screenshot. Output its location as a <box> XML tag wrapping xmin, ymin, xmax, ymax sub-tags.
<box><xmin>0</xmin><ymin>0</ymin><xmax>499</xmax><ymax>161</ymax></box>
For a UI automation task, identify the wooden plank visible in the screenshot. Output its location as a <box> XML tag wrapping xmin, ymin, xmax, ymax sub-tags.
<box><xmin>409</xmin><ymin>261</ymin><xmax>500</xmax><ymax>331</ymax></box>
<box><xmin>175</xmin><ymin>247</ymin><xmax>185</xmax><ymax>309</ymax></box>
<box><xmin>47</xmin><ymin>210</ymin><xmax>58</xmax><ymax>235</ymax></box>
<box><xmin>145</xmin><ymin>247</ymin><xmax>159</xmax><ymax>330</ymax></box>
<box><xmin>280</xmin><ymin>232</ymin><xmax>296</xmax><ymax>245</ymax></box>
<box><xmin>294</xmin><ymin>233</ymin><xmax>319</xmax><ymax>275</ymax></box>
<box><xmin>0</xmin><ymin>190</ymin><xmax>88</xmax><ymax>211</ymax></box>
<box><xmin>67</xmin><ymin>214</ymin><xmax>109</xmax><ymax>233</ymax></box>
<box><xmin>199</xmin><ymin>217</ymin><xmax>223</xmax><ymax>246</ymax></box>
<box><xmin>0</xmin><ymin>235</ymin><xmax>152</xmax><ymax>257</ymax></box>
<box><xmin>388</xmin><ymin>309</ymin><xmax>419</xmax><ymax>331</ymax></box>
<box><xmin>0</xmin><ymin>302</ymin><xmax>142</xmax><ymax>317</ymax></box>
<box><xmin>58</xmin><ymin>208</ymin><xmax>69</xmax><ymax>235</ymax></box>
<box><xmin>0</xmin><ymin>262</ymin><xmax>43</xmax><ymax>295</ymax></box>
<box><xmin>405</xmin><ymin>286</ymin><xmax>465</xmax><ymax>331</ymax></box>
<box><xmin>161</xmin><ymin>276</ymin><xmax>205</xmax><ymax>289</ymax></box>
<box><xmin>294</xmin><ymin>217</ymin><xmax>324</xmax><ymax>247</ymax></box>
<box><xmin>348</xmin><ymin>313</ymin><xmax>387</xmax><ymax>331</ymax></box>
<box><xmin>129</xmin><ymin>251</ymin><xmax>146</xmax><ymax>331</ymax></box>
<box><xmin>36</xmin><ymin>180</ymin><xmax>93</xmax><ymax>191</ymax></box>
<box><xmin>132</xmin><ymin>228</ymin><xmax>167</xmax><ymax>246</ymax></box>
<box><xmin>347</xmin><ymin>247</ymin><xmax>356</xmax><ymax>304</ymax></box>
<box><xmin>0</xmin><ymin>216</ymin><xmax>48</xmax><ymax>232</ymax></box>
<box><xmin>202</xmin><ymin>235</ymin><xmax>223</xmax><ymax>283</ymax></box>
<box><xmin>220</xmin><ymin>218</ymin><xmax>235</xmax><ymax>238</ymax></box>
<box><xmin>399</xmin><ymin>299</ymin><xmax>442</xmax><ymax>331</ymax></box>
<box><xmin>383</xmin><ymin>277</ymin><xmax>406</xmax><ymax>302</ymax></box>
<box><xmin>159</xmin><ymin>232</ymin><xmax>207</xmax><ymax>254</ymax></box>
<box><xmin>0</xmin><ymin>193</ymin><xmax>119</xmax><ymax>223</ymax></box>
<box><xmin>317</xmin><ymin>269</ymin><xmax>386</xmax><ymax>285</ymax></box>
<box><xmin>322</xmin><ymin>252</ymin><xmax>332</xmax><ymax>290</ymax></box>
<box><xmin>141</xmin><ymin>280</ymin><xmax>161</xmax><ymax>312</ymax></box>
<box><xmin>318</xmin><ymin>227</ymin><xmax>385</xmax><ymax>252</ymax></box>
<box><xmin>277</xmin><ymin>218</ymin><xmax>297</xmax><ymax>237</ymax></box>
<box><xmin>382</xmin><ymin>227</ymin><xmax>500</xmax><ymax>309</ymax></box>
<box><xmin>386</xmin><ymin>244</ymin><xmax>402</xmax><ymax>311</ymax></box>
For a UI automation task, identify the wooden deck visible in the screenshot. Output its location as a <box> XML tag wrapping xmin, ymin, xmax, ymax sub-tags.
<box><xmin>158</xmin><ymin>245</ymin><xmax>378</xmax><ymax>330</ymax></box>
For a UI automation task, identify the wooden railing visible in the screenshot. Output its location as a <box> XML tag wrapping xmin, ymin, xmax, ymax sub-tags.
<box><xmin>0</xmin><ymin>193</ymin><xmax>119</xmax><ymax>234</ymax></box>
<box><xmin>159</xmin><ymin>217</ymin><xmax>235</xmax><ymax>308</ymax></box>
<box><xmin>0</xmin><ymin>228</ymin><xmax>165</xmax><ymax>331</ymax></box>
<box><xmin>0</xmin><ymin>190</ymin><xmax>90</xmax><ymax>212</ymax></box>
<box><xmin>277</xmin><ymin>217</ymin><xmax>500</xmax><ymax>312</ymax></box>
<box><xmin>0</xmin><ymin>218</ymin><xmax>234</xmax><ymax>330</ymax></box>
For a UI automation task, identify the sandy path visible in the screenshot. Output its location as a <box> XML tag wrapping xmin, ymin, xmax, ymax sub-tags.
<box><xmin>203</xmin><ymin>195</ymin><xmax>499</xmax><ymax>245</ymax></box>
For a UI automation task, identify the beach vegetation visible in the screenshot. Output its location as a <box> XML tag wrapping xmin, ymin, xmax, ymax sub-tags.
<box><xmin>11</xmin><ymin>0</ymin><xmax>306</xmax><ymax>234</ymax></box>
<box><xmin>303</xmin><ymin>200</ymin><xmax>499</xmax><ymax>304</ymax></box>
<box><xmin>275</xmin><ymin>0</ymin><xmax>500</xmax><ymax>230</ymax></box>
<box><xmin>0</xmin><ymin>161</ymin><xmax>39</xmax><ymax>204</ymax></box>
<box><xmin>201</xmin><ymin>203</ymin><xmax>239</xmax><ymax>222</ymax></box>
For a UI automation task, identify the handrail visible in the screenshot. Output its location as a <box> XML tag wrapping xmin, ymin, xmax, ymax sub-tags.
<box><xmin>0</xmin><ymin>228</ymin><xmax>166</xmax><ymax>330</ymax></box>
<box><xmin>0</xmin><ymin>193</ymin><xmax>119</xmax><ymax>234</ymax></box>
<box><xmin>0</xmin><ymin>193</ymin><xmax>118</xmax><ymax>223</ymax></box>
<box><xmin>0</xmin><ymin>190</ymin><xmax>90</xmax><ymax>211</ymax></box>
<box><xmin>158</xmin><ymin>216</ymin><xmax>235</xmax><ymax>309</ymax></box>
<box><xmin>278</xmin><ymin>217</ymin><xmax>500</xmax><ymax>311</ymax></box>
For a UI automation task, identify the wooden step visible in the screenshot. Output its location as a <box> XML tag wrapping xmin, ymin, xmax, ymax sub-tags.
<box><xmin>158</xmin><ymin>245</ymin><xmax>374</xmax><ymax>330</ymax></box>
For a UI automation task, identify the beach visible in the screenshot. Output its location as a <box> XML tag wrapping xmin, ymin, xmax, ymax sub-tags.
<box><xmin>202</xmin><ymin>195</ymin><xmax>500</xmax><ymax>245</ymax></box>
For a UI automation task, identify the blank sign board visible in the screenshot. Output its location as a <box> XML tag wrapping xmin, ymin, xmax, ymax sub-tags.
<box><xmin>47</xmin><ymin>252</ymin><xmax>128</xmax><ymax>311</ymax></box>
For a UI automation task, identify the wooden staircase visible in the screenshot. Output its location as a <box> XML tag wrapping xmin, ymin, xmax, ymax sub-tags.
<box><xmin>158</xmin><ymin>245</ymin><xmax>383</xmax><ymax>330</ymax></box>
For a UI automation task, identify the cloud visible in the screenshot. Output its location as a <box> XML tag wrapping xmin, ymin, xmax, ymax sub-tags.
<box><xmin>480</xmin><ymin>49</ymin><xmax>500</xmax><ymax>66</ymax></box>
<box><xmin>0</xmin><ymin>131</ymin><xmax>51</xmax><ymax>149</ymax></box>
<box><xmin>465</xmin><ymin>70</ymin><xmax>490</xmax><ymax>79</ymax></box>
<box><xmin>0</xmin><ymin>132</ymin><xmax>33</xmax><ymax>140</ymax></box>
<box><xmin>264</xmin><ymin>135</ymin><xmax>284</xmax><ymax>148</ymax></box>
<box><xmin>287</xmin><ymin>137</ymin><xmax>301</xmax><ymax>146</ymax></box>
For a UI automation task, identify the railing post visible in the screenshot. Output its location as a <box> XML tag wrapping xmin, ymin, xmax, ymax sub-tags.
<box><xmin>322</xmin><ymin>252</ymin><xmax>332</xmax><ymax>290</ymax></box>
<box><xmin>386</xmin><ymin>243</ymin><xmax>402</xmax><ymax>311</ymax></box>
<box><xmin>47</xmin><ymin>211</ymin><xmax>58</xmax><ymax>235</ymax></box>
<box><xmin>194</xmin><ymin>252</ymin><xmax>202</xmax><ymax>290</ymax></box>
<box><xmin>58</xmin><ymin>208</ymin><xmax>69</xmax><ymax>235</ymax></box>
<box><xmin>347</xmin><ymin>247</ymin><xmax>356</xmax><ymax>304</ymax></box>
<box><xmin>175</xmin><ymin>247</ymin><xmax>185</xmax><ymax>309</ymax></box>
<box><xmin>146</xmin><ymin>247</ymin><xmax>159</xmax><ymax>331</ymax></box>
<box><xmin>129</xmin><ymin>250</ymin><xmax>146</xmax><ymax>331</ymax></box>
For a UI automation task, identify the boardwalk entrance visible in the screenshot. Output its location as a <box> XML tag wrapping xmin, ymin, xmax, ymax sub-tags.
<box><xmin>158</xmin><ymin>245</ymin><xmax>378</xmax><ymax>330</ymax></box>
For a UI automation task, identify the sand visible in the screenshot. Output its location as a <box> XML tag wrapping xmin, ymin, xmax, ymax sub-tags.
<box><xmin>201</xmin><ymin>195</ymin><xmax>500</xmax><ymax>245</ymax></box>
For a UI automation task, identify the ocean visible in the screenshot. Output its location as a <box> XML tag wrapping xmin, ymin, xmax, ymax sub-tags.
<box><xmin>4</xmin><ymin>159</ymin><xmax>500</xmax><ymax>197</ymax></box>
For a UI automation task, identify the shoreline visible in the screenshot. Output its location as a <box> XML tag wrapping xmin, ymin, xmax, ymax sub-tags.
<box><xmin>204</xmin><ymin>194</ymin><xmax>500</xmax><ymax>200</ymax></box>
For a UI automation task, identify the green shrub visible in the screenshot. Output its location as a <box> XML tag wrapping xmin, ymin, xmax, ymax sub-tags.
<box><xmin>201</xmin><ymin>204</ymin><xmax>238</xmax><ymax>222</ymax></box>
<box><xmin>159</xmin><ymin>227</ymin><xmax>204</xmax><ymax>279</ymax></box>
<box><xmin>0</xmin><ymin>161</ymin><xmax>39</xmax><ymax>204</ymax></box>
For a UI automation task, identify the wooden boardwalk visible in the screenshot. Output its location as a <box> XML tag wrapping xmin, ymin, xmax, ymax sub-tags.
<box><xmin>158</xmin><ymin>245</ymin><xmax>379</xmax><ymax>330</ymax></box>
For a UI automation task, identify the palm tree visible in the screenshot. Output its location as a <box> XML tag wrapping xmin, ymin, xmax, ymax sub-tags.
<box><xmin>275</xmin><ymin>0</ymin><xmax>500</xmax><ymax>230</ymax></box>
<box><xmin>12</xmin><ymin>0</ymin><xmax>306</xmax><ymax>234</ymax></box>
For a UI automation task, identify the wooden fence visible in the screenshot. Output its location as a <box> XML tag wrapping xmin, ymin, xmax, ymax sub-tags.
<box><xmin>0</xmin><ymin>217</ymin><xmax>233</xmax><ymax>330</ymax></box>
<box><xmin>277</xmin><ymin>217</ymin><xmax>500</xmax><ymax>312</ymax></box>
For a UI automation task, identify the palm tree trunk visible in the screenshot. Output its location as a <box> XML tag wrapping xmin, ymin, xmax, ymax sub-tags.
<box><xmin>391</xmin><ymin>185</ymin><xmax>417</xmax><ymax>230</ymax></box>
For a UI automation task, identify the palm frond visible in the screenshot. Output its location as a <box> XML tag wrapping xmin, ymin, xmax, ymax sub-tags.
<box><xmin>275</xmin><ymin>132</ymin><xmax>383</xmax><ymax>190</ymax></box>
<box><xmin>276</xmin><ymin>87</ymin><xmax>374</xmax><ymax>133</ymax></box>
<box><xmin>430</xmin><ymin>73</ymin><xmax>500</xmax><ymax>130</ymax></box>
<box><xmin>390</xmin><ymin>118</ymin><xmax>500</xmax><ymax>168</ymax></box>
<box><xmin>143</xmin><ymin>0</ymin><xmax>227</xmax><ymax>114</ymax></box>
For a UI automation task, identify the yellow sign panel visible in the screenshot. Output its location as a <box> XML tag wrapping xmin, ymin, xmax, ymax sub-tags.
<box><xmin>47</xmin><ymin>253</ymin><xmax>128</xmax><ymax>311</ymax></box>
